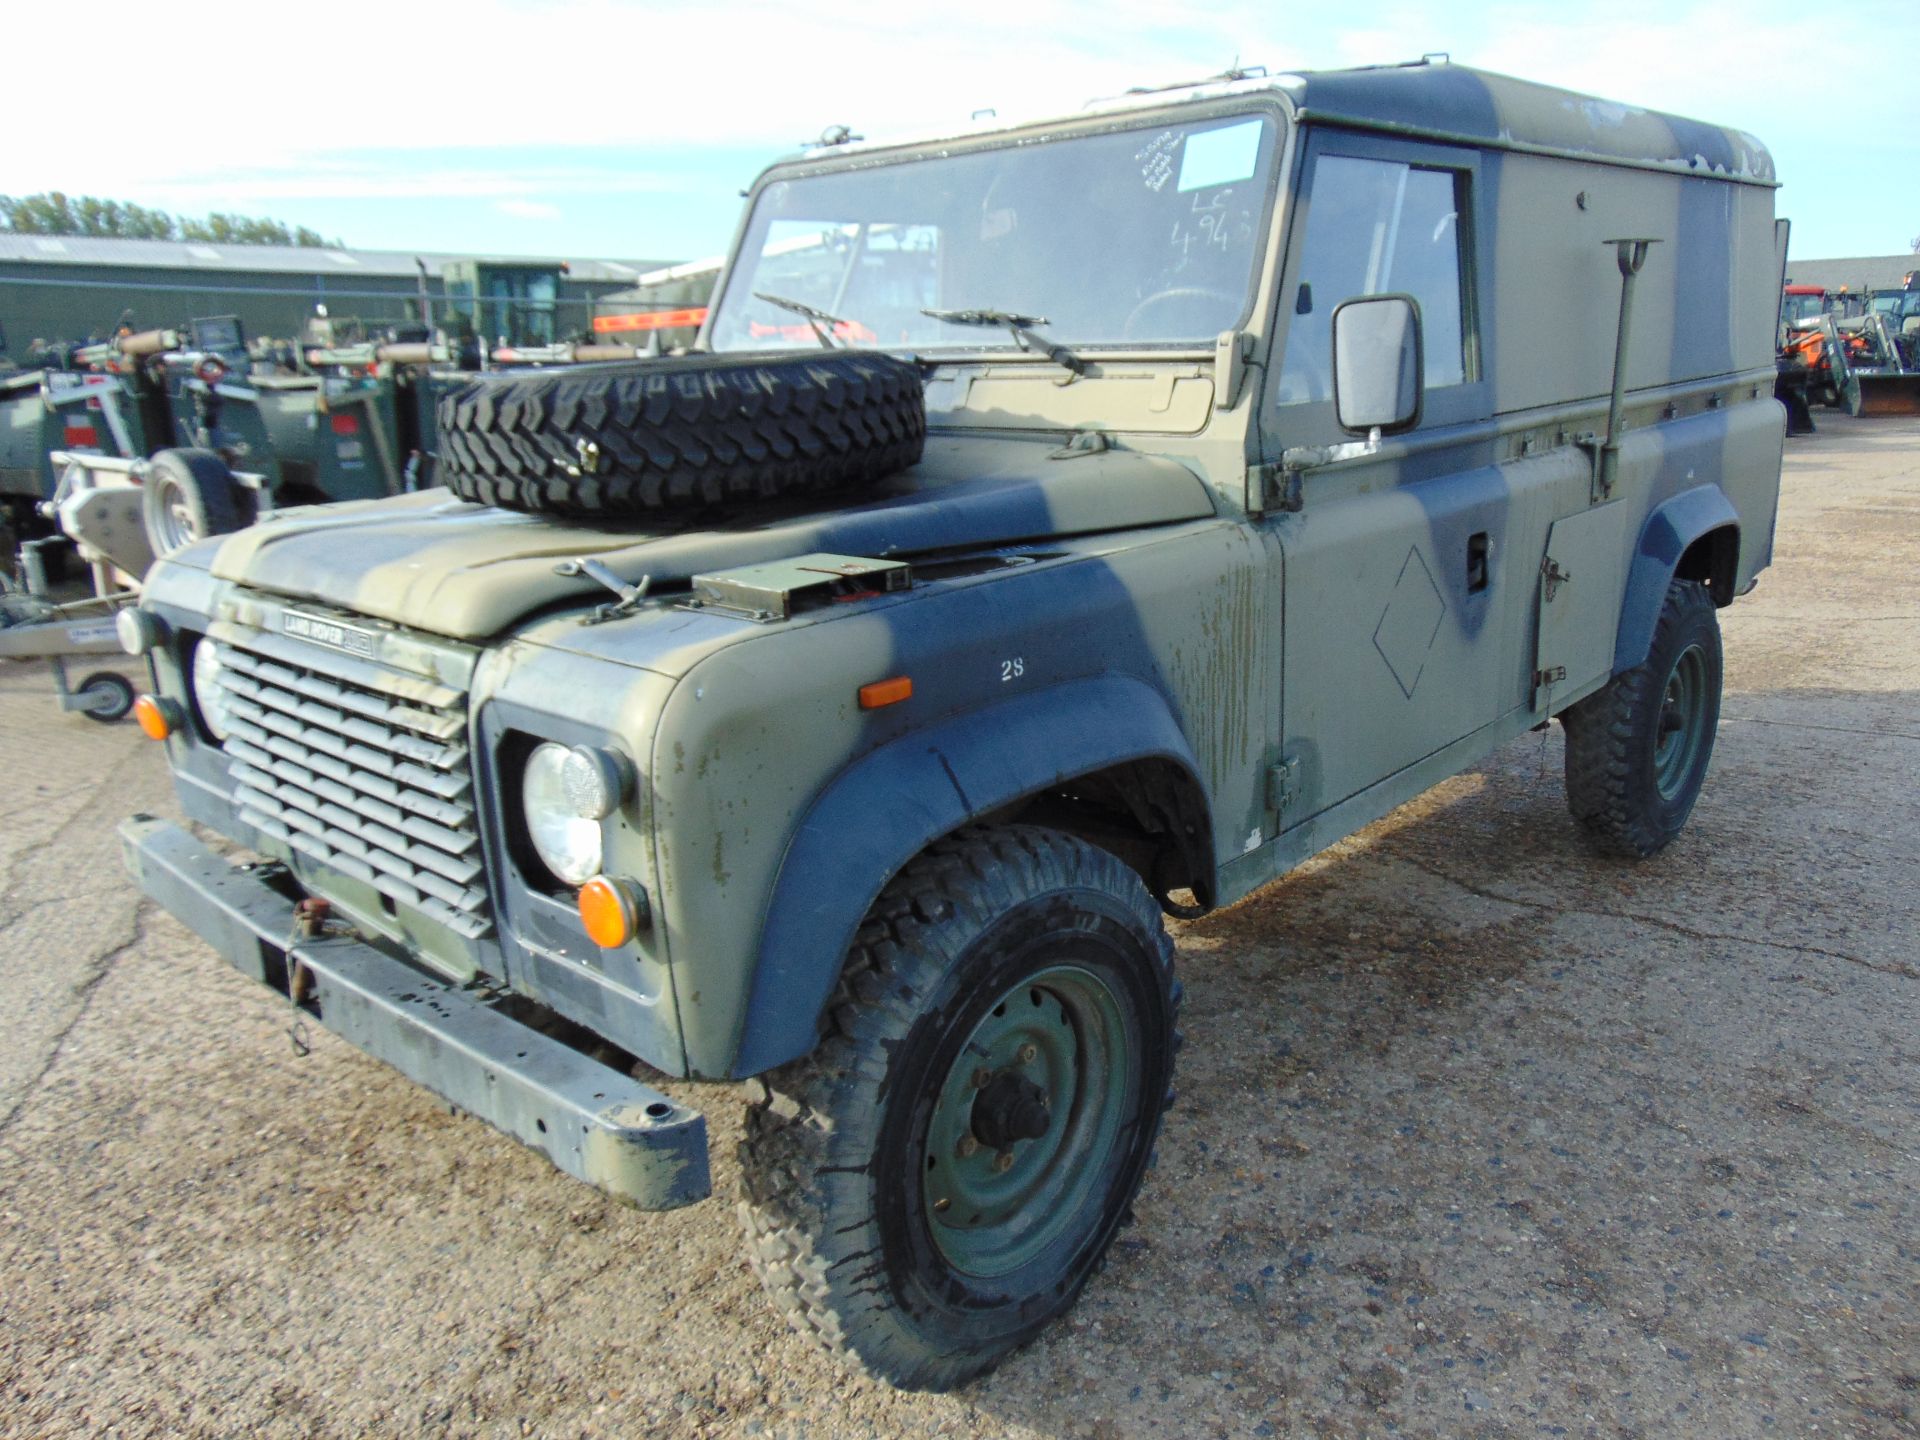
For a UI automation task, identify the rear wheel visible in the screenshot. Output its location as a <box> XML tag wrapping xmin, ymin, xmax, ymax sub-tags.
<box><xmin>1562</xmin><ymin>578</ymin><xmax>1722</xmax><ymax>856</ymax></box>
<box><xmin>737</xmin><ymin>826</ymin><xmax>1179</xmax><ymax>1390</ymax></box>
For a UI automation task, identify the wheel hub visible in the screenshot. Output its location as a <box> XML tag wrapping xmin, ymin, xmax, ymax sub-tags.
<box><xmin>971</xmin><ymin>1071</ymin><xmax>1051</xmax><ymax>1149</ymax></box>
<box><xmin>1653</xmin><ymin>642</ymin><xmax>1708</xmax><ymax>800</ymax></box>
<box><xmin>920</xmin><ymin>963</ymin><xmax>1132</xmax><ymax>1278</ymax></box>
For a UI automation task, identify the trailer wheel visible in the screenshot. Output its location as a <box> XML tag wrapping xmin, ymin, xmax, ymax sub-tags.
<box><xmin>143</xmin><ymin>449</ymin><xmax>246</xmax><ymax>559</ymax></box>
<box><xmin>738</xmin><ymin>826</ymin><xmax>1179</xmax><ymax>1390</ymax></box>
<box><xmin>76</xmin><ymin>671</ymin><xmax>135</xmax><ymax>724</ymax></box>
<box><xmin>1562</xmin><ymin>578</ymin><xmax>1722</xmax><ymax>857</ymax></box>
<box><xmin>435</xmin><ymin>349</ymin><xmax>926</xmax><ymax>518</ymax></box>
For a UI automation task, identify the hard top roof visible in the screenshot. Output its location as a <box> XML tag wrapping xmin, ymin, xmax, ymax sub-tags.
<box><xmin>1266</xmin><ymin>61</ymin><xmax>1774</xmax><ymax>185</ymax></box>
<box><xmin>791</xmin><ymin>58</ymin><xmax>1775</xmax><ymax>189</ymax></box>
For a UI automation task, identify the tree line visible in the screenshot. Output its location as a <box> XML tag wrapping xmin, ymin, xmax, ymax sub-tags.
<box><xmin>1</xmin><ymin>192</ymin><xmax>342</xmax><ymax>249</ymax></box>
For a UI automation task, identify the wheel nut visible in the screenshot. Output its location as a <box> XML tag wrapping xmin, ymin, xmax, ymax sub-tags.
<box><xmin>973</xmin><ymin>1067</ymin><xmax>993</xmax><ymax>1089</ymax></box>
<box><xmin>1018</xmin><ymin>1044</ymin><xmax>1038</xmax><ymax>1064</ymax></box>
<box><xmin>957</xmin><ymin>1135</ymin><xmax>980</xmax><ymax>1158</ymax></box>
<box><xmin>993</xmin><ymin>1150</ymin><xmax>1015</xmax><ymax>1173</ymax></box>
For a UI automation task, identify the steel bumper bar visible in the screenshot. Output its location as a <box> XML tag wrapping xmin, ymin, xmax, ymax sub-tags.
<box><xmin>119</xmin><ymin>814</ymin><xmax>710</xmax><ymax>1209</ymax></box>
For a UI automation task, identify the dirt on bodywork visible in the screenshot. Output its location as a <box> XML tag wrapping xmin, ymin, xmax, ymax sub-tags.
<box><xmin>0</xmin><ymin>416</ymin><xmax>1914</xmax><ymax>1437</ymax></box>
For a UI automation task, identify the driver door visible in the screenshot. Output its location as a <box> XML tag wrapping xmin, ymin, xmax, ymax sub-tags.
<box><xmin>1263</xmin><ymin>132</ymin><xmax>1527</xmax><ymax>821</ymax></box>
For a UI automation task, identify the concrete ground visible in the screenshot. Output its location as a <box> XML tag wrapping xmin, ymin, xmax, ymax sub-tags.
<box><xmin>0</xmin><ymin>416</ymin><xmax>1914</xmax><ymax>1440</ymax></box>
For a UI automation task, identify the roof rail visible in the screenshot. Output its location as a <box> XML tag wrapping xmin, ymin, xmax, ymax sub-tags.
<box><xmin>1093</xmin><ymin>63</ymin><xmax>1269</xmax><ymax>105</ymax></box>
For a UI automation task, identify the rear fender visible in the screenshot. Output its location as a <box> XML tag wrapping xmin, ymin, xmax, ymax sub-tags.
<box><xmin>1613</xmin><ymin>485</ymin><xmax>1739</xmax><ymax>673</ymax></box>
<box><xmin>730</xmin><ymin>674</ymin><xmax>1207</xmax><ymax>1077</ymax></box>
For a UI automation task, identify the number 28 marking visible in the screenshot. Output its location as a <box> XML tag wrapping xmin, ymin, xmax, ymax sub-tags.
<box><xmin>1000</xmin><ymin>657</ymin><xmax>1025</xmax><ymax>682</ymax></box>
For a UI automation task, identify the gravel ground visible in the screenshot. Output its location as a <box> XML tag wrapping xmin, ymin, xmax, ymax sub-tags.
<box><xmin>1</xmin><ymin>415</ymin><xmax>1915</xmax><ymax>1440</ymax></box>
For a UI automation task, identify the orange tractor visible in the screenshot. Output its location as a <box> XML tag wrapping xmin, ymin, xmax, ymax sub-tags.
<box><xmin>1777</xmin><ymin>282</ymin><xmax>1920</xmax><ymax>428</ymax></box>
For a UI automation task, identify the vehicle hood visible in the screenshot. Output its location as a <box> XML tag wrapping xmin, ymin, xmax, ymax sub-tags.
<box><xmin>188</xmin><ymin>434</ymin><xmax>1216</xmax><ymax>640</ymax></box>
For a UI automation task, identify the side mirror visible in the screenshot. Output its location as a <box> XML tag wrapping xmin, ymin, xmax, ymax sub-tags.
<box><xmin>1332</xmin><ymin>294</ymin><xmax>1422</xmax><ymax>434</ymax></box>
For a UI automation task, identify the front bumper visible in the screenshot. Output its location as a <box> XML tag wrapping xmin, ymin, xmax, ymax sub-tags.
<box><xmin>120</xmin><ymin>814</ymin><xmax>711</xmax><ymax>1210</ymax></box>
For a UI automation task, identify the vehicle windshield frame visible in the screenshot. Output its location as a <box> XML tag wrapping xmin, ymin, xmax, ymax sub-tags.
<box><xmin>706</xmin><ymin>96</ymin><xmax>1288</xmax><ymax>364</ymax></box>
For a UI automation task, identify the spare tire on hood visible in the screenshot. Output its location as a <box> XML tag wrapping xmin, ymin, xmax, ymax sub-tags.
<box><xmin>435</xmin><ymin>349</ymin><xmax>926</xmax><ymax>518</ymax></box>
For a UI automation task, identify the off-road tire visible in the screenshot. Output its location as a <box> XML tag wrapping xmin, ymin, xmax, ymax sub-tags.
<box><xmin>1562</xmin><ymin>578</ymin><xmax>1722</xmax><ymax>857</ymax></box>
<box><xmin>435</xmin><ymin>350</ymin><xmax>925</xmax><ymax>518</ymax></box>
<box><xmin>143</xmin><ymin>448</ymin><xmax>246</xmax><ymax>559</ymax></box>
<box><xmin>737</xmin><ymin>826</ymin><xmax>1180</xmax><ymax>1391</ymax></box>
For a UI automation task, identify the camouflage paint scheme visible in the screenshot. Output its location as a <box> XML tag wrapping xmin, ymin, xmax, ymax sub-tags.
<box><xmin>130</xmin><ymin>62</ymin><xmax>1784</xmax><ymax>1156</ymax></box>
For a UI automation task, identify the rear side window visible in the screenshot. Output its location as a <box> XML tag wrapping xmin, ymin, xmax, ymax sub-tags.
<box><xmin>1276</xmin><ymin>155</ymin><xmax>1472</xmax><ymax>406</ymax></box>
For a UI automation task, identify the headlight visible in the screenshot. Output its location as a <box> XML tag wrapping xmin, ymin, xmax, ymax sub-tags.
<box><xmin>191</xmin><ymin>639</ymin><xmax>234</xmax><ymax>742</ymax></box>
<box><xmin>523</xmin><ymin>741</ymin><xmax>603</xmax><ymax>885</ymax></box>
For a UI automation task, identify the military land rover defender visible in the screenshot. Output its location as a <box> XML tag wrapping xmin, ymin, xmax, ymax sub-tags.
<box><xmin>117</xmin><ymin>59</ymin><xmax>1786</xmax><ymax>1388</ymax></box>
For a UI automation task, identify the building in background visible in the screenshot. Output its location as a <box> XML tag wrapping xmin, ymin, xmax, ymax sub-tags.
<box><xmin>1784</xmin><ymin>253</ymin><xmax>1919</xmax><ymax>296</ymax></box>
<box><xmin>0</xmin><ymin>235</ymin><xmax>703</xmax><ymax>355</ymax></box>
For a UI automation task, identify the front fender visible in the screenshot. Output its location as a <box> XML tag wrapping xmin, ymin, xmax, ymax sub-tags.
<box><xmin>1613</xmin><ymin>484</ymin><xmax>1739</xmax><ymax>673</ymax></box>
<box><xmin>730</xmin><ymin>673</ymin><xmax>1207</xmax><ymax>1077</ymax></box>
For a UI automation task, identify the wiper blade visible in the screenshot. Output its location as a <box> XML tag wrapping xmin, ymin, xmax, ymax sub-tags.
<box><xmin>753</xmin><ymin>292</ymin><xmax>853</xmax><ymax>350</ymax></box>
<box><xmin>921</xmin><ymin>307</ymin><xmax>1087</xmax><ymax>377</ymax></box>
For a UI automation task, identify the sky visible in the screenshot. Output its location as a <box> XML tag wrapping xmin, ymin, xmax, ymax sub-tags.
<box><xmin>8</xmin><ymin>0</ymin><xmax>1917</xmax><ymax>268</ymax></box>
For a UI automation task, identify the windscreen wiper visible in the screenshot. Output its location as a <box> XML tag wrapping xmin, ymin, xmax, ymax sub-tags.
<box><xmin>753</xmin><ymin>292</ymin><xmax>853</xmax><ymax>350</ymax></box>
<box><xmin>920</xmin><ymin>307</ymin><xmax>1087</xmax><ymax>378</ymax></box>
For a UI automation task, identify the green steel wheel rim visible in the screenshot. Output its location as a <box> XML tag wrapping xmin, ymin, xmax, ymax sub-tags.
<box><xmin>1654</xmin><ymin>642</ymin><xmax>1709</xmax><ymax>800</ymax></box>
<box><xmin>922</xmin><ymin>964</ymin><xmax>1132</xmax><ymax>1278</ymax></box>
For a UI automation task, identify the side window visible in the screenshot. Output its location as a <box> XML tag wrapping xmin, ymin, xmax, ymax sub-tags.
<box><xmin>1276</xmin><ymin>155</ymin><xmax>1472</xmax><ymax>406</ymax></box>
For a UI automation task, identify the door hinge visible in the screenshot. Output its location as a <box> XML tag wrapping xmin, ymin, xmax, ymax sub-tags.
<box><xmin>1540</xmin><ymin>556</ymin><xmax>1573</xmax><ymax>602</ymax></box>
<box><xmin>1266</xmin><ymin>755</ymin><xmax>1301</xmax><ymax>812</ymax></box>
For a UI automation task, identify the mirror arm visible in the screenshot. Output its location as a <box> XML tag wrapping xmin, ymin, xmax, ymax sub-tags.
<box><xmin>1255</xmin><ymin>428</ymin><xmax>1385</xmax><ymax>514</ymax></box>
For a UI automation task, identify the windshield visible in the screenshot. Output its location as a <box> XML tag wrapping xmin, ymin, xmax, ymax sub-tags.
<box><xmin>709</xmin><ymin>111</ymin><xmax>1280</xmax><ymax>355</ymax></box>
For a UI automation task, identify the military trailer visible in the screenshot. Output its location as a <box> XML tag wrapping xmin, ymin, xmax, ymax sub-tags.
<box><xmin>0</xmin><ymin>357</ymin><xmax>157</xmax><ymax>526</ymax></box>
<box><xmin>117</xmin><ymin>60</ymin><xmax>1785</xmax><ymax>1389</ymax></box>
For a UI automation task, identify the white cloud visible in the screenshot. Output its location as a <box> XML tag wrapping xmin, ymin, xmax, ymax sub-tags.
<box><xmin>26</xmin><ymin>161</ymin><xmax>692</xmax><ymax>210</ymax></box>
<box><xmin>7</xmin><ymin>0</ymin><xmax>1305</xmax><ymax>189</ymax></box>
<box><xmin>495</xmin><ymin>198</ymin><xmax>563</xmax><ymax>221</ymax></box>
<box><xmin>8</xmin><ymin>0</ymin><xmax>1915</xmax><ymax>255</ymax></box>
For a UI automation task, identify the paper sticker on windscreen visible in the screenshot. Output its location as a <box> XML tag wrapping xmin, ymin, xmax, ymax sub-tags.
<box><xmin>1177</xmin><ymin>120</ymin><xmax>1263</xmax><ymax>192</ymax></box>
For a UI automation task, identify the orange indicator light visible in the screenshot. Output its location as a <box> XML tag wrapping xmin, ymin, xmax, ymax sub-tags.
<box><xmin>578</xmin><ymin>876</ymin><xmax>639</xmax><ymax>949</ymax></box>
<box><xmin>858</xmin><ymin>676</ymin><xmax>913</xmax><ymax>710</ymax></box>
<box><xmin>133</xmin><ymin>695</ymin><xmax>175</xmax><ymax>741</ymax></box>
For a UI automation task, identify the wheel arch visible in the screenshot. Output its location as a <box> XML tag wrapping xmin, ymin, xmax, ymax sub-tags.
<box><xmin>1613</xmin><ymin>485</ymin><xmax>1739</xmax><ymax>674</ymax></box>
<box><xmin>729</xmin><ymin>674</ymin><xmax>1213</xmax><ymax>1078</ymax></box>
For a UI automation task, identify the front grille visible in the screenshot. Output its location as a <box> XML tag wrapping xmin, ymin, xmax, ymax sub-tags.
<box><xmin>210</xmin><ymin>629</ymin><xmax>491</xmax><ymax>938</ymax></box>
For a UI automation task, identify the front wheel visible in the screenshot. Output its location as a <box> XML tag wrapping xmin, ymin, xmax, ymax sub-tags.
<box><xmin>1562</xmin><ymin>578</ymin><xmax>1723</xmax><ymax>857</ymax></box>
<box><xmin>737</xmin><ymin>826</ymin><xmax>1180</xmax><ymax>1390</ymax></box>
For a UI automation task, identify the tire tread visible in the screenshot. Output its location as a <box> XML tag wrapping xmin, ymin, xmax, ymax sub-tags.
<box><xmin>736</xmin><ymin>826</ymin><xmax>1178</xmax><ymax>1390</ymax></box>
<box><xmin>1562</xmin><ymin>578</ymin><xmax>1720</xmax><ymax>857</ymax></box>
<box><xmin>436</xmin><ymin>350</ymin><xmax>926</xmax><ymax>518</ymax></box>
